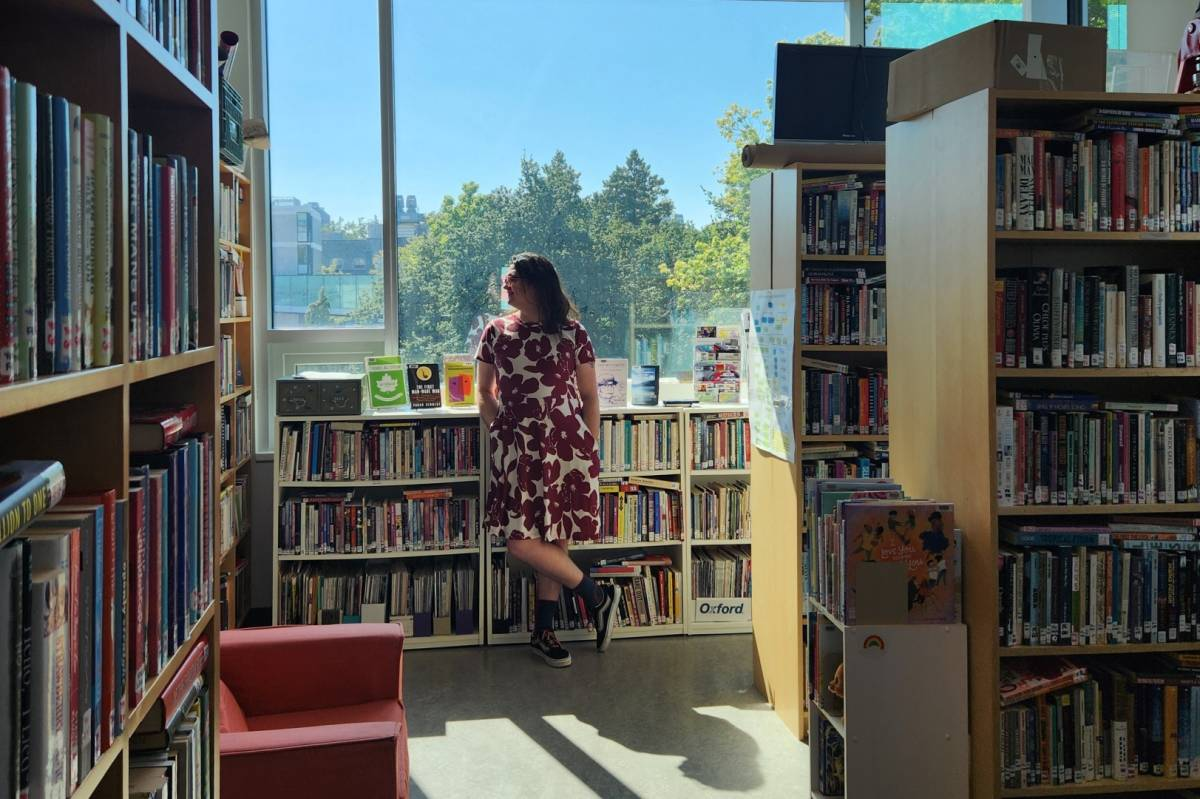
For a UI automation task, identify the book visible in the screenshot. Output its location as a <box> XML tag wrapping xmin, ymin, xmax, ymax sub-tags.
<box><xmin>630</xmin><ymin>364</ymin><xmax>659</xmax><ymax>406</ymax></box>
<box><xmin>130</xmin><ymin>404</ymin><xmax>198</xmax><ymax>453</ymax></box>
<box><xmin>406</xmin><ymin>363</ymin><xmax>441</xmax><ymax>409</ymax></box>
<box><xmin>1000</xmin><ymin>658</ymin><xmax>1089</xmax><ymax>706</ymax></box>
<box><xmin>365</xmin><ymin>355</ymin><xmax>407</xmax><ymax>409</ymax></box>
<box><xmin>13</xmin><ymin>80</ymin><xmax>36</xmax><ymax>381</ymax></box>
<box><xmin>841</xmin><ymin>500</ymin><xmax>958</xmax><ymax>625</ymax></box>
<box><xmin>0</xmin><ymin>539</ymin><xmax>28</xmax><ymax>798</ymax></box>
<box><xmin>0</xmin><ymin>461</ymin><xmax>66</xmax><ymax>544</ymax></box>
<box><xmin>693</xmin><ymin>326</ymin><xmax>741</xmax><ymax>403</ymax></box>
<box><xmin>133</xmin><ymin>640</ymin><xmax>207</xmax><ymax>740</ymax></box>
<box><xmin>442</xmin><ymin>354</ymin><xmax>475</xmax><ymax>407</ymax></box>
<box><xmin>0</xmin><ymin>66</ymin><xmax>12</xmax><ymax>384</ymax></box>
<box><xmin>595</xmin><ymin>358</ymin><xmax>628</xmax><ymax>407</ymax></box>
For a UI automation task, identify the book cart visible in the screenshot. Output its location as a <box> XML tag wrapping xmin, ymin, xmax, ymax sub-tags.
<box><xmin>0</xmin><ymin>0</ymin><xmax>221</xmax><ymax>794</ymax></box>
<box><xmin>888</xmin><ymin>88</ymin><xmax>1200</xmax><ymax>797</ymax></box>
<box><xmin>272</xmin><ymin>405</ymin><xmax>751</xmax><ymax>649</ymax></box>
<box><xmin>749</xmin><ymin>147</ymin><xmax>889</xmax><ymax>738</ymax></box>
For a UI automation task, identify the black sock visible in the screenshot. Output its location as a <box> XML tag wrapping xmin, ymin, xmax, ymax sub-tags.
<box><xmin>573</xmin><ymin>575</ymin><xmax>605</xmax><ymax>612</ymax></box>
<box><xmin>535</xmin><ymin>600</ymin><xmax>557</xmax><ymax>634</ymax></box>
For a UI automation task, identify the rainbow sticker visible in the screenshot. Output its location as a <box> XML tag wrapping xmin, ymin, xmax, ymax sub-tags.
<box><xmin>862</xmin><ymin>634</ymin><xmax>886</xmax><ymax>652</ymax></box>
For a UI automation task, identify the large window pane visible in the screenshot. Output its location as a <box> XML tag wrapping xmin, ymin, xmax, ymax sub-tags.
<box><xmin>1089</xmin><ymin>0</ymin><xmax>1127</xmax><ymax>50</ymax></box>
<box><xmin>393</xmin><ymin>0</ymin><xmax>844</xmax><ymax>377</ymax></box>
<box><xmin>266</xmin><ymin>0</ymin><xmax>384</xmax><ymax>328</ymax></box>
<box><xmin>866</xmin><ymin>0</ymin><xmax>1022</xmax><ymax>48</ymax></box>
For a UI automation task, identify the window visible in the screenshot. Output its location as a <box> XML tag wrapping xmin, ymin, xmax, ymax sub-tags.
<box><xmin>1089</xmin><ymin>0</ymin><xmax>1127</xmax><ymax>50</ymax></box>
<box><xmin>865</xmin><ymin>0</ymin><xmax>1022</xmax><ymax>48</ymax></box>
<box><xmin>266</xmin><ymin>0</ymin><xmax>384</xmax><ymax>329</ymax></box>
<box><xmin>391</xmin><ymin>0</ymin><xmax>844</xmax><ymax>377</ymax></box>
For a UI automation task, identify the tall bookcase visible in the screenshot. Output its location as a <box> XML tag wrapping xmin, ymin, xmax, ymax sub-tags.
<box><xmin>887</xmin><ymin>88</ymin><xmax>1200</xmax><ymax>798</ymax></box>
<box><xmin>0</xmin><ymin>0</ymin><xmax>220</xmax><ymax>796</ymax></box>
<box><xmin>218</xmin><ymin>161</ymin><xmax>253</xmax><ymax>629</ymax></box>
<box><xmin>748</xmin><ymin>153</ymin><xmax>888</xmax><ymax>738</ymax></box>
<box><xmin>271</xmin><ymin>405</ymin><xmax>750</xmax><ymax>647</ymax></box>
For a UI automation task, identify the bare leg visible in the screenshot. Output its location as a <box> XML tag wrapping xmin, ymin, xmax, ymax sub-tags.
<box><xmin>535</xmin><ymin>539</ymin><xmax>570</xmax><ymax>601</ymax></box>
<box><xmin>508</xmin><ymin>536</ymin><xmax>583</xmax><ymax>589</ymax></box>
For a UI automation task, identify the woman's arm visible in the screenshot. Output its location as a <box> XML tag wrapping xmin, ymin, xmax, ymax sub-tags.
<box><xmin>576</xmin><ymin>361</ymin><xmax>600</xmax><ymax>439</ymax></box>
<box><xmin>476</xmin><ymin>360</ymin><xmax>499</xmax><ymax>427</ymax></box>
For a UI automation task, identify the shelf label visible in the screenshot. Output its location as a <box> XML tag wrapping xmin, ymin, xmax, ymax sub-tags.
<box><xmin>693</xmin><ymin>598</ymin><xmax>751</xmax><ymax>622</ymax></box>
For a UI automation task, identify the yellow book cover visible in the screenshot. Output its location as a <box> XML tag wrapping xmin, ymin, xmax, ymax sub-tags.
<box><xmin>443</xmin><ymin>354</ymin><xmax>475</xmax><ymax>407</ymax></box>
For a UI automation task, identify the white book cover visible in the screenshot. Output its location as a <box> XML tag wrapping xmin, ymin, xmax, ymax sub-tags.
<box><xmin>1154</xmin><ymin>273</ymin><xmax>1167</xmax><ymax>368</ymax></box>
<box><xmin>1105</xmin><ymin>284</ymin><xmax>1117</xmax><ymax>368</ymax></box>
<box><xmin>1116</xmin><ymin>291</ymin><xmax>1126</xmax><ymax>368</ymax></box>
<box><xmin>595</xmin><ymin>358</ymin><xmax>627</xmax><ymax>407</ymax></box>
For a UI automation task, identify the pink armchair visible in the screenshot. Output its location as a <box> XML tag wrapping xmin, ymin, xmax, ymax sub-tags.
<box><xmin>218</xmin><ymin>624</ymin><xmax>409</xmax><ymax>799</ymax></box>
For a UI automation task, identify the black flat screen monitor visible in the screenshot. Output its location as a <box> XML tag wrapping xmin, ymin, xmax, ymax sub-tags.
<box><xmin>773</xmin><ymin>44</ymin><xmax>911</xmax><ymax>144</ymax></box>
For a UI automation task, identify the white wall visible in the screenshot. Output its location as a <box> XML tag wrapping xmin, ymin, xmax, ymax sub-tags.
<box><xmin>1128</xmin><ymin>0</ymin><xmax>1193</xmax><ymax>57</ymax></box>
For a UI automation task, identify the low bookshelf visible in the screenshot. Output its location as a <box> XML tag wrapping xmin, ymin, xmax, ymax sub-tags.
<box><xmin>272</xmin><ymin>404</ymin><xmax>751</xmax><ymax>647</ymax></box>
<box><xmin>749</xmin><ymin>153</ymin><xmax>889</xmax><ymax>738</ymax></box>
<box><xmin>889</xmin><ymin>88</ymin><xmax>1200</xmax><ymax>798</ymax></box>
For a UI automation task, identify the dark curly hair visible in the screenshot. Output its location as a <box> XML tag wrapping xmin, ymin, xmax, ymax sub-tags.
<box><xmin>509</xmin><ymin>252</ymin><xmax>578</xmax><ymax>334</ymax></box>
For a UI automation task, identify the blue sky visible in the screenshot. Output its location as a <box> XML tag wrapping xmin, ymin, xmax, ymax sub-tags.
<box><xmin>266</xmin><ymin>0</ymin><xmax>845</xmax><ymax>226</ymax></box>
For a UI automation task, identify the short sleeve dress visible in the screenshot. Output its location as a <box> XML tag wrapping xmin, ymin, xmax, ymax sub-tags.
<box><xmin>476</xmin><ymin>315</ymin><xmax>601</xmax><ymax>543</ymax></box>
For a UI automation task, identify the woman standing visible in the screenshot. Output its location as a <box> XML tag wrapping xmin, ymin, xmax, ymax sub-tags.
<box><xmin>476</xmin><ymin>253</ymin><xmax>618</xmax><ymax>667</ymax></box>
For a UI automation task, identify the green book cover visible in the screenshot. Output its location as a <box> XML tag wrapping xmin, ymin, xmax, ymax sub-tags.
<box><xmin>365</xmin><ymin>355</ymin><xmax>408</xmax><ymax>408</ymax></box>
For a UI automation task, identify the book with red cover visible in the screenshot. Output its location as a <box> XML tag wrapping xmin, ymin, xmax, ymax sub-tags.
<box><xmin>130</xmin><ymin>404</ymin><xmax>197</xmax><ymax>453</ymax></box>
<box><xmin>68</xmin><ymin>489</ymin><xmax>116</xmax><ymax>750</ymax></box>
<box><xmin>139</xmin><ymin>639</ymin><xmax>208</xmax><ymax>733</ymax></box>
<box><xmin>146</xmin><ymin>469</ymin><xmax>166</xmax><ymax>677</ymax></box>
<box><xmin>0</xmin><ymin>66</ymin><xmax>13</xmax><ymax>384</ymax></box>
<box><xmin>999</xmin><ymin>657</ymin><xmax>1088</xmax><ymax>706</ymax></box>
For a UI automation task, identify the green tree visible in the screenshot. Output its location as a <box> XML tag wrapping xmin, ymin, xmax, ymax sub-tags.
<box><xmin>305</xmin><ymin>287</ymin><xmax>333</xmax><ymax>326</ymax></box>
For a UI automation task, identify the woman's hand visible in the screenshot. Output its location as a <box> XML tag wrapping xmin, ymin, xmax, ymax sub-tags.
<box><xmin>476</xmin><ymin>360</ymin><xmax>500</xmax><ymax>427</ymax></box>
<box><xmin>577</xmin><ymin>361</ymin><xmax>600</xmax><ymax>440</ymax></box>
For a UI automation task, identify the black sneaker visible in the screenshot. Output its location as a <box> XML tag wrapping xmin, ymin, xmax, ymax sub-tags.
<box><xmin>531</xmin><ymin>629</ymin><xmax>572</xmax><ymax>668</ymax></box>
<box><xmin>593</xmin><ymin>584</ymin><xmax>618</xmax><ymax>653</ymax></box>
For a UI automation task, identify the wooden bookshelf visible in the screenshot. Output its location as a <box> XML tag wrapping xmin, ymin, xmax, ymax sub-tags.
<box><xmin>0</xmin><ymin>0</ymin><xmax>220</xmax><ymax>795</ymax></box>
<box><xmin>272</xmin><ymin>405</ymin><xmax>750</xmax><ymax>647</ymax></box>
<box><xmin>217</xmin><ymin>156</ymin><xmax>254</xmax><ymax>630</ymax></box>
<box><xmin>887</xmin><ymin>88</ymin><xmax>1200</xmax><ymax>799</ymax></box>
<box><xmin>749</xmin><ymin>154</ymin><xmax>888</xmax><ymax>739</ymax></box>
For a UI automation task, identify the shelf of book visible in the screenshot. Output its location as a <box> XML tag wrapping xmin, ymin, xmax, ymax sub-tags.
<box><xmin>278</xmin><ymin>475</ymin><xmax>481</xmax><ymax>488</ymax></box>
<box><xmin>220</xmin><ymin>161</ymin><xmax>251</xmax><ymax>184</ymax></box>
<box><xmin>887</xmin><ymin>88</ymin><xmax>1200</xmax><ymax>798</ymax></box>
<box><xmin>690</xmin><ymin>538</ymin><xmax>752</xmax><ymax>546</ymax></box>
<box><xmin>123</xmin><ymin>14</ymin><xmax>213</xmax><ymax>109</ymax></box>
<box><xmin>1000</xmin><ymin>776</ymin><xmax>1200</xmax><ymax>797</ymax></box>
<box><xmin>219</xmin><ymin>316</ymin><xmax>252</xmax><ymax>325</ymax></box>
<box><xmin>749</xmin><ymin>156</ymin><xmax>889</xmax><ymax>739</ymax></box>
<box><xmin>691</xmin><ymin>469</ymin><xmax>751</xmax><ymax>477</ymax></box>
<box><xmin>997</xmin><ymin>503</ymin><xmax>1200</xmax><ymax>517</ymax></box>
<box><xmin>0</xmin><ymin>366</ymin><xmax>127</xmax><ymax>419</ymax></box>
<box><xmin>811</xmin><ymin>699</ymin><xmax>847</xmax><ymax>739</ymax></box>
<box><xmin>220</xmin><ymin>385</ymin><xmax>253</xmax><ymax>404</ymax></box>
<box><xmin>807</xmin><ymin>597</ymin><xmax>846</xmax><ymax>633</ymax></box>
<box><xmin>278</xmin><ymin>548</ymin><xmax>482</xmax><ymax>561</ymax></box>
<box><xmin>598</xmin><ymin>469</ymin><xmax>682</xmax><ymax>479</ymax></box>
<box><xmin>219</xmin><ymin>239</ymin><xmax>250</xmax><ymax>254</ymax></box>
<box><xmin>491</xmin><ymin>540</ymin><xmax>682</xmax><ymax>552</ymax></box>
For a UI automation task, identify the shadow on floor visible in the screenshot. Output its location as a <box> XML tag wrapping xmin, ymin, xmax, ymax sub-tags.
<box><xmin>403</xmin><ymin>634</ymin><xmax>767</xmax><ymax>795</ymax></box>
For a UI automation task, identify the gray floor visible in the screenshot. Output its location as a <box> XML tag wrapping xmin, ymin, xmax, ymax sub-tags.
<box><xmin>402</xmin><ymin>634</ymin><xmax>808</xmax><ymax>798</ymax></box>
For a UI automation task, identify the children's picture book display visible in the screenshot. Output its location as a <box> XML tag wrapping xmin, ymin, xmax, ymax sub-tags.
<box><xmin>442</xmin><ymin>354</ymin><xmax>476</xmax><ymax>407</ymax></box>
<box><xmin>693</xmin><ymin>325</ymin><xmax>742</xmax><ymax>404</ymax></box>
<box><xmin>595</xmin><ymin>358</ymin><xmax>628</xmax><ymax>407</ymax></box>
<box><xmin>631</xmin><ymin>365</ymin><xmax>659</xmax><ymax>406</ymax></box>
<box><xmin>365</xmin><ymin>355</ymin><xmax>408</xmax><ymax>410</ymax></box>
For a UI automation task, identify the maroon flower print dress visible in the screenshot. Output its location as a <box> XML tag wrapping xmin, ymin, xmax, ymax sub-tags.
<box><xmin>476</xmin><ymin>315</ymin><xmax>602</xmax><ymax>542</ymax></box>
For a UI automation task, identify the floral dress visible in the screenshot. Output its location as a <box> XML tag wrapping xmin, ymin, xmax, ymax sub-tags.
<box><xmin>476</xmin><ymin>315</ymin><xmax>601</xmax><ymax>542</ymax></box>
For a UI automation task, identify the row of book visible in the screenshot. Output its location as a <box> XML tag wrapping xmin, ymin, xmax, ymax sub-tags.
<box><xmin>801</xmin><ymin>442</ymin><xmax>890</xmax><ymax>481</ymax></box>
<box><xmin>998</xmin><ymin>654</ymin><xmax>1200</xmax><ymax>789</ymax></box>
<box><xmin>995</xmin><ymin>118</ymin><xmax>1200</xmax><ymax>233</ymax></box>
<box><xmin>277</xmin><ymin>489</ymin><xmax>479</xmax><ymax>555</ymax></box>
<box><xmin>277</xmin><ymin>420</ymin><xmax>481</xmax><ymax>483</ymax></box>
<box><xmin>218</xmin><ymin>334</ymin><xmax>235</xmax><ymax>396</ymax></box>
<box><xmin>218</xmin><ymin>559</ymin><xmax>248</xmax><ymax>631</ymax></box>
<box><xmin>128</xmin><ymin>643</ymin><xmax>213</xmax><ymax>799</ymax></box>
<box><xmin>814</xmin><ymin>716</ymin><xmax>846</xmax><ymax>795</ymax></box>
<box><xmin>277</xmin><ymin>558</ymin><xmax>477</xmax><ymax>635</ymax></box>
<box><xmin>689</xmin><ymin>482</ymin><xmax>749</xmax><ymax>540</ymax></box>
<box><xmin>128</xmin><ymin>131</ymin><xmax>201</xmax><ymax>362</ymax></box>
<box><xmin>597</xmin><ymin>414</ymin><xmax>680</xmax><ymax>473</ymax></box>
<box><xmin>804</xmin><ymin>478</ymin><xmax>960</xmax><ymax>626</ymax></box>
<box><xmin>691</xmin><ymin>547</ymin><xmax>751</xmax><ymax>599</ymax></box>
<box><xmin>801</xmin><ymin>173</ymin><xmax>886</xmax><ymax>256</ymax></box>
<box><xmin>0</xmin><ymin>447</ymin><xmax>213</xmax><ymax>796</ymax></box>
<box><xmin>121</xmin><ymin>0</ymin><xmax>206</xmax><ymax>84</ymax></box>
<box><xmin>218</xmin><ymin>475</ymin><xmax>247</xmax><ymax>558</ymax></box>
<box><xmin>800</xmin><ymin>268</ymin><xmax>887</xmax><ymax>346</ymax></box>
<box><xmin>218</xmin><ymin>248</ymin><xmax>246</xmax><ymax>319</ymax></box>
<box><xmin>689</xmin><ymin>412</ymin><xmax>749</xmax><ymax>470</ymax></box>
<box><xmin>994</xmin><ymin>266</ymin><xmax>1200</xmax><ymax>369</ymax></box>
<box><xmin>218</xmin><ymin>178</ymin><xmax>242</xmax><ymax>245</ymax></box>
<box><xmin>0</xmin><ymin>68</ymin><xmax>116</xmax><ymax>383</ymax></box>
<box><xmin>996</xmin><ymin>397</ymin><xmax>1198</xmax><ymax>507</ymax></box>
<box><xmin>998</xmin><ymin>519</ymin><xmax>1200</xmax><ymax>647</ymax></box>
<box><xmin>218</xmin><ymin>396</ymin><xmax>249</xmax><ymax>472</ymax></box>
<box><xmin>596</xmin><ymin>477</ymin><xmax>683</xmax><ymax>543</ymax></box>
<box><xmin>490</xmin><ymin>554</ymin><xmax>681</xmax><ymax>634</ymax></box>
<box><xmin>801</xmin><ymin>362</ymin><xmax>888</xmax><ymax>436</ymax></box>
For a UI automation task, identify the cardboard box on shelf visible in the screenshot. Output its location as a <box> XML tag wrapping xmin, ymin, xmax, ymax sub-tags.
<box><xmin>887</xmin><ymin>20</ymin><xmax>1106</xmax><ymax>122</ymax></box>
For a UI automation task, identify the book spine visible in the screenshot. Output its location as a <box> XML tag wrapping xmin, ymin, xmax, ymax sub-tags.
<box><xmin>14</xmin><ymin>81</ymin><xmax>36</xmax><ymax>382</ymax></box>
<box><xmin>88</xmin><ymin>115</ymin><xmax>112</xmax><ymax>366</ymax></box>
<box><xmin>0</xmin><ymin>67</ymin><xmax>13</xmax><ymax>383</ymax></box>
